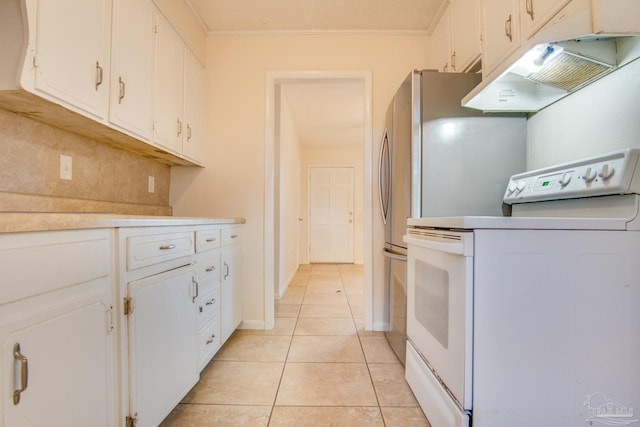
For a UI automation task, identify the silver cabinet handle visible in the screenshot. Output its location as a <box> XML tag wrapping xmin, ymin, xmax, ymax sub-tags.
<box><xmin>206</xmin><ymin>298</ymin><xmax>215</xmax><ymax>306</ymax></box>
<box><xmin>159</xmin><ymin>244</ymin><xmax>176</xmax><ymax>250</ymax></box>
<box><xmin>223</xmin><ymin>262</ymin><xmax>230</xmax><ymax>280</ymax></box>
<box><xmin>205</xmin><ymin>265</ymin><xmax>216</xmax><ymax>272</ymax></box>
<box><xmin>230</xmin><ymin>234</ymin><xmax>238</xmax><ymax>239</ymax></box>
<box><xmin>206</xmin><ymin>333</ymin><xmax>215</xmax><ymax>345</ymax></box>
<box><xmin>177</xmin><ymin>118</ymin><xmax>183</xmax><ymax>137</ymax></box>
<box><xmin>95</xmin><ymin>61</ymin><xmax>103</xmax><ymax>90</ymax></box>
<box><xmin>205</xmin><ymin>237</ymin><xmax>217</xmax><ymax>243</ymax></box>
<box><xmin>13</xmin><ymin>343</ymin><xmax>28</xmax><ymax>405</ymax></box>
<box><xmin>192</xmin><ymin>277</ymin><xmax>199</xmax><ymax>303</ymax></box>
<box><xmin>187</xmin><ymin>124</ymin><xmax>192</xmax><ymax>141</ymax></box>
<box><xmin>505</xmin><ymin>14</ymin><xmax>513</xmax><ymax>42</ymax></box>
<box><xmin>451</xmin><ymin>51</ymin><xmax>456</xmax><ymax>71</ymax></box>
<box><xmin>118</xmin><ymin>76</ymin><xmax>126</xmax><ymax>103</ymax></box>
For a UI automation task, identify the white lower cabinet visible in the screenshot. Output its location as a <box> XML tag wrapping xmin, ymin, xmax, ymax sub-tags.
<box><xmin>221</xmin><ymin>227</ymin><xmax>243</xmax><ymax>343</ymax></box>
<box><xmin>126</xmin><ymin>266</ymin><xmax>198</xmax><ymax>427</ymax></box>
<box><xmin>0</xmin><ymin>229</ymin><xmax>115</xmax><ymax>427</ymax></box>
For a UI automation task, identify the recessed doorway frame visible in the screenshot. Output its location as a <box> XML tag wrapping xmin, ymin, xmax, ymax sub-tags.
<box><xmin>264</xmin><ymin>70</ymin><xmax>373</xmax><ymax>331</ymax></box>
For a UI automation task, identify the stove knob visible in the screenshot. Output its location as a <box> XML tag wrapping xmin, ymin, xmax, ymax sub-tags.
<box><xmin>582</xmin><ymin>167</ymin><xmax>597</xmax><ymax>182</ymax></box>
<box><xmin>558</xmin><ymin>172</ymin><xmax>572</xmax><ymax>187</ymax></box>
<box><xmin>598</xmin><ymin>164</ymin><xmax>615</xmax><ymax>180</ymax></box>
<box><xmin>507</xmin><ymin>182</ymin><xmax>518</xmax><ymax>194</ymax></box>
<box><xmin>516</xmin><ymin>180</ymin><xmax>527</xmax><ymax>193</ymax></box>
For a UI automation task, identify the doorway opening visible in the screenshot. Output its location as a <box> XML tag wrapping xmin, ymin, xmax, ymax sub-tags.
<box><xmin>264</xmin><ymin>71</ymin><xmax>373</xmax><ymax>331</ymax></box>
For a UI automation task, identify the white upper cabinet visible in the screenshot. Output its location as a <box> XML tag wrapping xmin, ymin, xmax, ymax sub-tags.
<box><xmin>30</xmin><ymin>0</ymin><xmax>111</xmax><ymax>120</ymax></box>
<box><xmin>182</xmin><ymin>49</ymin><xmax>206</xmax><ymax>164</ymax></box>
<box><xmin>431</xmin><ymin>8</ymin><xmax>452</xmax><ymax>71</ymax></box>
<box><xmin>153</xmin><ymin>14</ymin><xmax>185</xmax><ymax>156</ymax></box>
<box><xmin>520</xmin><ymin>0</ymin><xmax>572</xmax><ymax>40</ymax></box>
<box><xmin>153</xmin><ymin>14</ymin><xmax>205</xmax><ymax>165</ymax></box>
<box><xmin>0</xmin><ymin>0</ymin><xmax>206</xmax><ymax>166</ymax></box>
<box><xmin>450</xmin><ymin>0</ymin><xmax>481</xmax><ymax>72</ymax></box>
<box><xmin>481</xmin><ymin>0</ymin><xmax>521</xmax><ymax>77</ymax></box>
<box><xmin>429</xmin><ymin>0</ymin><xmax>481</xmax><ymax>73</ymax></box>
<box><xmin>109</xmin><ymin>0</ymin><xmax>155</xmax><ymax>141</ymax></box>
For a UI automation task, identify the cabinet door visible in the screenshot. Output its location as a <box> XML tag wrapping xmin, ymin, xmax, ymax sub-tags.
<box><xmin>33</xmin><ymin>0</ymin><xmax>111</xmax><ymax>120</ymax></box>
<box><xmin>221</xmin><ymin>244</ymin><xmax>242</xmax><ymax>343</ymax></box>
<box><xmin>481</xmin><ymin>0</ymin><xmax>521</xmax><ymax>77</ymax></box>
<box><xmin>450</xmin><ymin>0</ymin><xmax>481</xmax><ymax>72</ymax></box>
<box><xmin>430</xmin><ymin>8</ymin><xmax>452</xmax><ymax>72</ymax></box>
<box><xmin>520</xmin><ymin>0</ymin><xmax>572</xmax><ymax>39</ymax></box>
<box><xmin>153</xmin><ymin>14</ymin><xmax>184</xmax><ymax>155</ymax></box>
<box><xmin>1</xmin><ymin>280</ymin><xmax>115</xmax><ymax>427</ymax></box>
<box><xmin>109</xmin><ymin>0</ymin><xmax>155</xmax><ymax>140</ymax></box>
<box><xmin>182</xmin><ymin>50</ymin><xmax>206</xmax><ymax>164</ymax></box>
<box><xmin>127</xmin><ymin>266</ymin><xmax>198</xmax><ymax>427</ymax></box>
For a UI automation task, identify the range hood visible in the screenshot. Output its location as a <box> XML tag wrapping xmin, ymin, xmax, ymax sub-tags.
<box><xmin>462</xmin><ymin>0</ymin><xmax>640</xmax><ymax>112</ymax></box>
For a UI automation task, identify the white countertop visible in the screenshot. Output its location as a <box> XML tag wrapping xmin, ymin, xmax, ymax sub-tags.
<box><xmin>407</xmin><ymin>215</ymin><xmax>631</xmax><ymax>231</ymax></box>
<box><xmin>0</xmin><ymin>212</ymin><xmax>246</xmax><ymax>233</ymax></box>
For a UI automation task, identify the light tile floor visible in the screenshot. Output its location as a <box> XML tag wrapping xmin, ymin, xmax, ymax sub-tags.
<box><xmin>160</xmin><ymin>264</ymin><xmax>431</xmax><ymax>427</ymax></box>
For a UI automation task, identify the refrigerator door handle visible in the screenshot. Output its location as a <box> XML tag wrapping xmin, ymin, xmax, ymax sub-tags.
<box><xmin>383</xmin><ymin>247</ymin><xmax>407</xmax><ymax>262</ymax></box>
<box><xmin>379</xmin><ymin>128</ymin><xmax>391</xmax><ymax>224</ymax></box>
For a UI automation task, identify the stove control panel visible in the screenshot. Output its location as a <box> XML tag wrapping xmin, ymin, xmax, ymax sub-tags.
<box><xmin>503</xmin><ymin>148</ymin><xmax>640</xmax><ymax>204</ymax></box>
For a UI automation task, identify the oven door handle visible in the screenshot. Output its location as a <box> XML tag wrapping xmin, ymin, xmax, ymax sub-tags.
<box><xmin>403</xmin><ymin>234</ymin><xmax>472</xmax><ymax>256</ymax></box>
<box><xmin>383</xmin><ymin>247</ymin><xmax>407</xmax><ymax>262</ymax></box>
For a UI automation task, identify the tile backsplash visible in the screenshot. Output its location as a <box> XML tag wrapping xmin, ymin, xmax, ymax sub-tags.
<box><xmin>0</xmin><ymin>109</ymin><xmax>172</xmax><ymax>215</ymax></box>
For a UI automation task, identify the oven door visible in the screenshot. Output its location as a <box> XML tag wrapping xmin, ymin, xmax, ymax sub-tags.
<box><xmin>404</xmin><ymin>229</ymin><xmax>473</xmax><ymax>411</ymax></box>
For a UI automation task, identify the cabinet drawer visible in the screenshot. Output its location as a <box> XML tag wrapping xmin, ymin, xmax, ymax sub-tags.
<box><xmin>198</xmin><ymin>317</ymin><xmax>221</xmax><ymax>370</ymax></box>
<box><xmin>196</xmin><ymin>229</ymin><xmax>221</xmax><ymax>252</ymax></box>
<box><xmin>221</xmin><ymin>228</ymin><xmax>241</xmax><ymax>246</ymax></box>
<box><xmin>0</xmin><ymin>229</ymin><xmax>110</xmax><ymax>305</ymax></box>
<box><xmin>127</xmin><ymin>231</ymin><xmax>194</xmax><ymax>271</ymax></box>
<box><xmin>196</xmin><ymin>286</ymin><xmax>220</xmax><ymax>329</ymax></box>
<box><xmin>196</xmin><ymin>256</ymin><xmax>220</xmax><ymax>294</ymax></box>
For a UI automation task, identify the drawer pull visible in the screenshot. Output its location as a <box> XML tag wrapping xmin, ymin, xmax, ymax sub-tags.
<box><xmin>206</xmin><ymin>333</ymin><xmax>216</xmax><ymax>345</ymax></box>
<box><xmin>159</xmin><ymin>244</ymin><xmax>176</xmax><ymax>250</ymax></box>
<box><xmin>223</xmin><ymin>262</ymin><xmax>230</xmax><ymax>279</ymax></box>
<box><xmin>505</xmin><ymin>14</ymin><xmax>513</xmax><ymax>42</ymax></box>
<box><xmin>205</xmin><ymin>266</ymin><xmax>216</xmax><ymax>272</ymax></box>
<box><xmin>206</xmin><ymin>298</ymin><xmax>215</xmax><ymax>306</ymax></box>
<box><xmin>230</xmin><ymin>234</ymin><xmax>238</xmax><ymax>239</ymax></box>
<box><xmin>192</xmin><ymin>277</ymin><xmax>199</xmax><ymax>303</ymax></box>
<box><xmin>205</xmin><ymin>237</ymin><xmax>217</xmax><ymax>242</ymax></box>
<box><xmin>13</xmin><ymin>343</ymin><xmax>28</xmax><ymax>405</ymax></box>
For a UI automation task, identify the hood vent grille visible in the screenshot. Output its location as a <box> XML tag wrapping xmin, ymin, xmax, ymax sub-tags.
<box><xmin>525</xmin><ymin>50</ymin><xmax>615</xmax><ymax>92</ymax></box>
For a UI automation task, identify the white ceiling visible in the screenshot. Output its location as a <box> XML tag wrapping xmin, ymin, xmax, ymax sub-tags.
<box><xmin>188</xmin><ymin>0</ymin><xmax>438</xmax><ymax>148</ymax></box>
<box><xmin>188</xmin><ymin>0</ymin><xmax>445</xmax><ymax>34</ymax></box>
<box><xmin>281</xmin><ymin>80</ymin><xmax>365</xmax><ymax>146</ymax></box>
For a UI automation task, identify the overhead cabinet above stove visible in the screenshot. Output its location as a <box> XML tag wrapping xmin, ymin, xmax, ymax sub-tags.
<box><xmin>463</xmin><ymin>0</ymin><xmax>640</xmax><ymax>112</ymax></box>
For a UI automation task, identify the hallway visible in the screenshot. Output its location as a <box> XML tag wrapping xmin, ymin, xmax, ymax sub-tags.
<box><xmin>161</xmin><ymin>264</ymin><xmax>430</xmax><ymax>426</ymax></box>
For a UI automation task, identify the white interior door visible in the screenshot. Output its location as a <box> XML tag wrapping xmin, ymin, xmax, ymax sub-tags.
<box><xmin>308</xmin><ymin>166</ymin><xmax>354</xmax><ymax>263</ymax></box>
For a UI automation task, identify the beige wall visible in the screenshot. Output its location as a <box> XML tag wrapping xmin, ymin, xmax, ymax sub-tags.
<box><xmin>0</xmin><ymin>109</ymin><xmax>171</xmax><ymax>214</ymax></box>
<box><xmin>170</xmin><ymin>33</ymin><xmax>430</xmax><ymax>329</ymax></box>
<box><xmin>277</xmin><ymin>91</ymin><xmax>301</xmax><ymax>297</ymax></box>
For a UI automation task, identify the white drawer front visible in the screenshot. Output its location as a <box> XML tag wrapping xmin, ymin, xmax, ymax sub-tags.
<box><xmin>198</xmin><ymin>317</ymin><xmax>221</xmax><ymax>370</ymax></box>
<box><xmin>221</xmin><ymin>227</ymin><xmax>241</xmax><ymax>246</ymax></box>
<box><xmin>196</xmin><ymin>256</ymin><xmax>220</xmax><ymax>286</ymax></box>
<box><xmin>196</xmin><ymin>229</ymin><xmax>221</xmax><ymax>253</ymax></box>
<box><xmin>0</xmin><ymin>229</ymin><xmax>111</xmax><ymax>305</ymax></box>
<box><xmin>197</xmin><ymin>285</ymin><xmax>220</xmax><ymax>329</ymax></box>
<box><xmin>127</xmin><ymin>231</ymin><xmax>194</xmax><ymax>271</ymax></box>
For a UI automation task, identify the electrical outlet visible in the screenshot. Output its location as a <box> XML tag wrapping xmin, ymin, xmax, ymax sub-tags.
<box><xmin>60</xmin><ymin>154</ymin><xmax>72</xmax><ymax>180</ymax></box>
<box><xmin>148</xmin><ymin>176</ymin><xmax>155</xmax><ymax>193</ymax></box>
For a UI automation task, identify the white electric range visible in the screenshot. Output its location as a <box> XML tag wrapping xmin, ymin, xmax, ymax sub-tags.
<box><xmin>404</xmin><ymin>148</ymin><xmax>640</xmax><ymax>427</ymax></box>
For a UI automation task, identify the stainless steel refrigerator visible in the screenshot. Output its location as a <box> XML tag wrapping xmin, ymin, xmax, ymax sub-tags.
<box><xmin>379</xmin><ymin>70</ymin><xmax>526</xmax><ymax>365</ymax></box>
